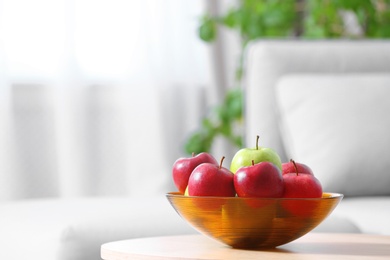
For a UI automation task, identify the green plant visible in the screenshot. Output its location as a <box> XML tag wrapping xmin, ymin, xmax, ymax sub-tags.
<box><xmin>184</xmin><ymin>88</ymin><xmax>243</xmax><ymax>154</ymax></box>
<box><xmin>184</xmin><ymin>0</ymin><xmax>390</xmax><ymax>155</ymax></box>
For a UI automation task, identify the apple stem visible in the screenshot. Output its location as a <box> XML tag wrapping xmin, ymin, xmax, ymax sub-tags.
<box><xmin>192</xmin><ymin>152</ymin><xmax>195</xmax><ymax>157</ymax></box>
<box><xmin>220</xmin><ymin>156</ymin><xmax>225</xmax><ymax>169</ymax></box>
<box><xmin>290</xmin><ymin>159</ymin><xmax>299</xmax><ymax>176</ymax></box>
<box><xmin>256</xmin><ymin>135</ymin><xmax>259</xmax><ymax>150</ymax></box>
<box><xmin>252</xmin><ymin>160</ymin><xmax>255</xmax><ymax>166</ymax></box>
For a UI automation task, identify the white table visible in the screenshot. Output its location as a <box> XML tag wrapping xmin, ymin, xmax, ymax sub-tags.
<box><xmin>101</xmin><ymin>233</ymin><xmax>390</xmax><ymax>260</ymax></box>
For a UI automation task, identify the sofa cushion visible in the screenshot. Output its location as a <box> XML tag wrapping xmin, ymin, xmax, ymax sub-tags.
<box><xmin>331</xmin><ymin>197</ymin><xmax>390</xmax><ymax>235</ymax></box>
<box><xmin>0</xmin><ymin>197</ymin><xmax>195</xmax><ymax>260</ymax></box>
<box><xmin>275</xmin><ymin>74</ymin><xmax>390</xmax><ymax>197</ymax></box>
<box><xmin>312</xmin><ymin>215</ymin><xmax>361</xmax><ymax>234</ymax></box>
<box><xmin>243</xmin><ymin>40</ymin><xmax>390</xmax><ymax>163</ymax></box>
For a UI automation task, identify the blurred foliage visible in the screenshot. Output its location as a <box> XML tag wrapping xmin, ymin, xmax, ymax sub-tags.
<box><xmin>185</xmin><ymin>0</ymin><xmax>390</xmax><ymax>155</ymax></box>
<box><xmin>305</xmin><ymin>0</ymin><xmax>390</xmax><ymax>38</ymax></box>
<box><xmin>184</xmin><ymin>88</ymin><xmax>243</xmax><ymax>154</ymax></box>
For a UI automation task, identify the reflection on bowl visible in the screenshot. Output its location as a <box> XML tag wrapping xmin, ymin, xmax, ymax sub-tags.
<box><xmin>166</xmin><ymin>192</ymin><xmax>343</xmax><ymax>249</ymax></box>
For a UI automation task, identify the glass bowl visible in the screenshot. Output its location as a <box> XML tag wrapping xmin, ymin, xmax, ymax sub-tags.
<box><xmin>166</xmin><ymin>192</ymin><xmax>343</xmax><ymax>249</ymax></box>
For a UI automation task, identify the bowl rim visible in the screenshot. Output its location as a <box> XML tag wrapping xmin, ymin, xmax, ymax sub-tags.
<box><xmin>166</xmin><ymin>191</ymin><xmax>343</xmax><ymax>200</ymax></box>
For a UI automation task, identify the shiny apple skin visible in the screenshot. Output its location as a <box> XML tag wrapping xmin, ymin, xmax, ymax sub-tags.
<box><xmin>234</xmin><ymin>162</ymin><xmax>284</xmax><ymax>198</ymax></box>
<box><xmin>188</xmin><ymin>163</ymin><xmax>236</xmax><ymax>197</ymax></box>
<box><xmin>283</xmin><ymin>173</ymin><xmax>323</xmax><ymax>198</ymax></box>
<box><xmin>230</xmin><ymin>147</ymin><xmax>282</xmax><ymax>174</ymax></box>
<box><xmin>172</xmin><ymin>153</ymin><xmax>218</xmax><ymax>194</ymax></box>
<box><xmin>282</xmin><ymin>161</ymin><xmax>314</xmax><ymax>175</ymax></box>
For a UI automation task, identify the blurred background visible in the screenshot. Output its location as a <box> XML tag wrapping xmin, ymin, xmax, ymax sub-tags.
<box><xmin>1</xmin><ymin>0</ymin><xmax>389</xmax><ymax>201</ymax></box>
<box><xmin>0</xmin><ymin>0</ymin><xmax>244</xmax><ymax>201</ymax></box>
<box><xmin>1</xmin><ymin>1</ymin><xmax>390</xmax><ymax>259</ymax></box>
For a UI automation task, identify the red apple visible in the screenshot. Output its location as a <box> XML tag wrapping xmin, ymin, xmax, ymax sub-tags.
<box><xmin>234</xmin><ymin>161</ymin><xmax>284</xmax><ymax>198</ymax></box>
<box><xmin>172</xmin><ymin>152</ymin><xmax>218</xmax><ymax>194</ymax></box>
<box><xmin>283</xmin><ymin>173</ymin><xmax>323</xmax><ymax>198</ymax></box>
<box><xmin>281</xmin><ymin>160</ymin><xmax>322</xmax><ymax>218</ymax></box>
<box><xmin>187</xmin><ymin>156</ymin><xmax>236</xmax><ymax>197</ymax></box>
<box><xmin>282</xmin><ymin>159</ymin><xmax>313</xmax><ymax>175</ymax></box>
<box><xmin>281</xmin><ymin>160</ymin><xmax>323</xmax><ymax>217</ymax></box>
<box><xmin>282</xmin><ymin>160</ymin><xmax>322</xmax><ymax>198</ymax></box>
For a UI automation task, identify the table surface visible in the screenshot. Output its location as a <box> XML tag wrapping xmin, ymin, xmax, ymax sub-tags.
<box><xmin>101</xmin><ymin>233</ymin><xmax>390</xmax><ymax>260</ymax></box>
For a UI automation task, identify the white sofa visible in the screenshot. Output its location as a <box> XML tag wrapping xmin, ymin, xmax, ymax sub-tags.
<box><xmin>0</xmin><ymin>196</ymin><xmax>196</xmax><ymax>259</ymax></box>
<box><xmin>0</xmin><ymin>85</ymin><xmax>199</xmax><ymax>260</ymax></box>
<box><xmin>2</xmin><ymin>40</ymin><xmax>390</xmax><ymax>260</ymax></box>
<box><xmin>243</xmin><ymin>39</ymin><xmax>390</xmax><ymax>235</ymax></box>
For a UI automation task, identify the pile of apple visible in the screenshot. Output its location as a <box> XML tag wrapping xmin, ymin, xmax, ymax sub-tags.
<box><xmin>172</xmin><ymin>136</ymin><xmax>323</xmax><ymax>199</ymax></box>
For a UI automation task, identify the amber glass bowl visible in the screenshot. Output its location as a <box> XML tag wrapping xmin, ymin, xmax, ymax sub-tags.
<box><xmin>166</xmin><ymin>192</ymin><xmax>343</xmax><ymax>249</ymax></box>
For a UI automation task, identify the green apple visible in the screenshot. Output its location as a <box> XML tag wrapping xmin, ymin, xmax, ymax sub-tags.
<box><xmin>230</xmin><ymin>135</ymin><xmax>282</xmax><ymax>173</ymax></box>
